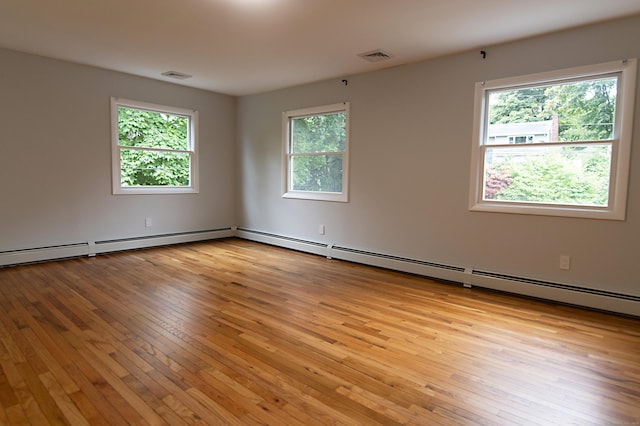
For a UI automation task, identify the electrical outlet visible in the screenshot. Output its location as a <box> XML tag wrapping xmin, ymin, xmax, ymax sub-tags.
<box><xmin>559</xmin><ymin>255</ymin><xmax>570</xmax><ymax>270</ymax></box>
<box><xmin>145</xmin><ymin>217</ymin><xmax>152</xmax><ymax>228</ymax></box>
<box><xmin>318</xmin><ymin>224</ymin><xmax>325</xmax><ymax>235</ymax></box>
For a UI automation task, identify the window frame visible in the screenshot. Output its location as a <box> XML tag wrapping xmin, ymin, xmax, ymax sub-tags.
<box><xmin>111</xmin><ymin>97</ymin><xmax>199</xmax><ymax>195</ymax></box>
<box><xmin>282</xmin><ymin>102</ymin><xmax>350</xmax><ymax>202</ymax></box>
<box><xmin>469</xmin><ymin>59</ymin><xmax>637</xmax><ymax>220</ymax></box>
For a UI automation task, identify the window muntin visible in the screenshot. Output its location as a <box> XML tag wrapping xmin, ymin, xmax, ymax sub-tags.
<box><xmin>283</xmin><ymin>103</ymin><xmax>349</xmax><ymax>202</ymax></box>
<box><xmin>111</xmin><ymin>98</ymin><xmax>198</xmax><ymax>194</ymax></box>
<box><xmin>470</xmin><ymin>60</ymin><xmax>636</xmax><ymax>220</ymax></box>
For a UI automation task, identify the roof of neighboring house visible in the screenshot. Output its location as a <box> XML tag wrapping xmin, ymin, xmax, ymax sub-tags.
<box><xmin>488</xmin><ymin>120</ymin><xmax>554</xmax><ymax>137</ymax></box>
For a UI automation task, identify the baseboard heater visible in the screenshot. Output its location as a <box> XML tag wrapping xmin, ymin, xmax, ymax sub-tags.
<box><xmin>93</xmin><ymin>228</ymin><xmax>233</xmax><ymax>254</ymax></box>
<box><xmin>329</xmin><ymin>245</ymin><xmax>466</xmax><ymax>284</ymax></box>
<box><xmin>470</xmin><ymin>270</ymin><xmax>640</xmax><ymax>317</ymax></box>
<box><xmin>236</xmin><ymin>228</ymin><xmax>640</xmax><ymax>317</ymax></box>
<box><xmin>234</xmin><ymin>228</ymin><xmax>328</xmax><ymax>256</ymax></box>
<box><xmin>0</xmin><ymin>243</ymin><xmax>90</xmax><ymax>268</ymax></box>
<box><xmin>0</xmin><ymin>228</ymin><xmax>233</xmax><ymax>268</ymax></box>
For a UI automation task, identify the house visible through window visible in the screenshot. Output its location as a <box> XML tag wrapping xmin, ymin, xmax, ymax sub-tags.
<box><xmin>111</xmin><ymin>97</ymin><xmax>199</xmax><ymax>194</ymax></box>
<box><xmin>469</xmin><ymin>59</ymin><xmax>637</xmax><ymax>220</ymax></box>
<box><xmin>283</xmin><ymin>103</ymin><xmax>349</xmax><ymax>202</ymax></box>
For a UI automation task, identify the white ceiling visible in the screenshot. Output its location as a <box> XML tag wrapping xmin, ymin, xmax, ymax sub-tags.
<box><xmin>1</xmin><ymin>0</ymin><xmax>639</xmax><ymax>96</ymax></box>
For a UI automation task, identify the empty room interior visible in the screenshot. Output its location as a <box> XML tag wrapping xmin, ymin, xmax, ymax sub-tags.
<box><xmin>1</xmin><ymin>1</ymin><xmax>640</xmax><ymax>424</ymax></box>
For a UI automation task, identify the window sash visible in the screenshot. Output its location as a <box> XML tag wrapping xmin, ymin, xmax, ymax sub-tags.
<box><xmin>290</xmin><ymin>112</ymin><xmax>347</xmax><ymax>154</ymax></box>
<box><xmin>119</xmin><ymin>148</ymin><xmax>194</xmax><ymax>188</ymax></box>
<box><xmin>479</xmin><ymin>140</ymin><xmax>616</xmax><ymax>207</ymax></box>
<box><xmin>117</xmin><ymin>107</ymin><xmax>191</xmax><ymax>151</ymax></box>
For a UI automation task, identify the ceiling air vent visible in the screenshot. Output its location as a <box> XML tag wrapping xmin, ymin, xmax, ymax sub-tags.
<box><xmin>161</xmin><ymin>70</ymin><xmax>192</xmax><ymax>80</ymax></box>
<box><xmin>358</xmin><ymin>49</ymin><xmax>393</xmax><ymax>62</ymax></box>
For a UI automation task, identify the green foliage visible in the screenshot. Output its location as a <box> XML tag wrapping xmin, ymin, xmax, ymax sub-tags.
<box><xmin>490</xmin><ymin>87</ymin><xmax>549</xmax><ymax>124</ymax></box>
<box><xmin>486</xmin><ymin>146</ymin><xmax>611</xmax><ymax>206</ymax></box>
<box><xmin>118</xmin><ymin>107</ymin><xmax>190</xmax><ymax>187</ymax></box>
<box><xmin>291</xmin><ymin>112</ymin><xmax>346</xmax><ymax>192</ymax></box>
<box><xmin>489</xmin><ymin>77</ymin><xmax>616</xmax><ymax>141</ymax></box>
<box><xmin>292</xmin><ymin>155</ymin><xmax>343</xmax><ymax>192</ymax></box>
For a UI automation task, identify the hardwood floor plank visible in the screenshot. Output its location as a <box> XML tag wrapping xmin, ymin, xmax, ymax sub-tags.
<box><xmin>1</xmin><ymin>361</ymin><xmax>51</xmax><ymax>426</ymax></box>
<box><xmin>38</xmin><ymin>371</ymin><xmax>89</xmax><ymax>426</ymax></box>
<box><xmin>61</xmin><ymin>342</ymin><xmax>148</xmax><ymax>425</ymax></box>
<box><xmin>3</xmin><ymin>404</ymin><xmax>31</xmax><ymax>426</ymax></box>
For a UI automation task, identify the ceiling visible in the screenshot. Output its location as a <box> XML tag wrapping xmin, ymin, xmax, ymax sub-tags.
<box><xmin>1</xmin><ymin>0</ymin><xmax>640</xmax><ymax>96</ymax></box>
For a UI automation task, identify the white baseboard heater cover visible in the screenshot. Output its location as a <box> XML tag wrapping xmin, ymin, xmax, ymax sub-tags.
<box><xmin>471</xmin><ymin>271</ymin><xmax>640</xmax><ymax>317</ymax></box>
<box><xmin>94</xmin><ymin>228</ymin><xmax>233</xmax><ymax>254</ymax></box>
<box><xmin>0</xmin><ymin>228</ymin><xmax>233</xmax><ymax>267</ymax></box>
<box><xmin>234</xmin><ymin>229</ymin><xmax>328</xmax><ymax>257</ymax></box>
<box><xmin>236</xmin><ymin>228</ymin><xmax>640</xmax><ymax>317</ymax></box>
<box><xmin>0</xmin><ymin>243</ymin><xmax>90</xmax><ymax>267</ymax></box>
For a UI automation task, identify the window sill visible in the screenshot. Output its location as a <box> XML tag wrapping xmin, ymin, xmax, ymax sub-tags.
<box><xmin>113</xmin><ymin>186</ymin><xmax>199</xmax><ymax>195</ymax></box>
<box><xmin>469</xmin><ymin>201</ymin><xmax>624</xmax><ymax>220</ymax></box>
<box><xmin>283</xmin><ymin>191</ymin><xmax>348</xmax><ymax>203</ymax></box>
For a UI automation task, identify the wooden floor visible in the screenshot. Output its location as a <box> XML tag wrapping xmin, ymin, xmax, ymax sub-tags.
<box><xmin>0</xmin><ymin>239</ymin><xmax>638</xmax><ymax>425</ymax></box>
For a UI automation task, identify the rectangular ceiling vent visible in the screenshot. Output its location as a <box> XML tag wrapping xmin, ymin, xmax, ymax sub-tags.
<box><xmin>161</xmin><ymin>70</ymin><xmax>192</xmax><ymax>80</ymax></box>
<box><xmin>358</xmin><ymin>49</ymin><xmax>393</xmax><ymax>62</ymax></box>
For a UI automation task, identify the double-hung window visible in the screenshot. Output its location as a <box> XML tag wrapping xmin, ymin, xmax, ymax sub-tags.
<box><xmin>111</xmin><ymin>97</ymin><xmax>199</xmax><ymax>194</ymax></box>
<box><xmin>469</xmin><ymin>59</ymin><xmax>637</xmax><ymax>220</ymax></box>
<box><xmin>283</xmin><ymin>103</ymin><xmax>349</xmax><ymax>202</ymax></box>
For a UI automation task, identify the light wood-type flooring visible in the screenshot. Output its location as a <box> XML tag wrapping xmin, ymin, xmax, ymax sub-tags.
<box><xmin>0</xmin><ymin>238</ymin><xmax>638</xmax><ymax>425</ymax></box>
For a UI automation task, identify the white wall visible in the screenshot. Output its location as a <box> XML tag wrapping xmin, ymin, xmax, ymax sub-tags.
<box><xmin>0</xmin><ymin>48</ymin><xmax>236</xmax><ymax>251</ymax></box>
<box><xmin>237</xmin><ymin>15</ymin><xmax>640</xmax><ymax>300</ymax></box>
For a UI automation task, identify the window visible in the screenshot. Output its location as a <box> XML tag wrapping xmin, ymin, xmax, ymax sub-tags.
<box><xmin>111</xmin><ymin>97</ymin><xmax>199</xmax><ymax>194</ymax></box>
<box><xmin>469</xmin><ymin>59</ymin><xmax>637</xmax><ymax>220</ymax></box>
<box><xmin>283</xmin><ymin>103</ymin><xmax>349</xmax><ymax>202</ymax></box>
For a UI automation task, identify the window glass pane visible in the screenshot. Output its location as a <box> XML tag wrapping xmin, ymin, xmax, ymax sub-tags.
<box><xmin>291</xmin><ymin>155</ymin><xmax>343</xmax><ymax>192</ymax></box>
<box><xmin>487</xmin><ymin>76</ymin><xmax>618</xmax><ymax>145</ymax></box>
<box><xmin>483</xmin><ymin>144</ymin><xmax>611</xmax><ymax>206</ymax></box>
<box><xmin>118</xmin><ymin>107</ymin><xmax>189</xmax><ymax>150</ymax></box>
<box><xmin>120</xmin><ymin>149</ymin><xmax>190</xmax><ymax>187</ymax></box>
<box><xmin>292</xmin><ymin>112</ymin><xmax>346</xmax><ymax>153</ymax></box>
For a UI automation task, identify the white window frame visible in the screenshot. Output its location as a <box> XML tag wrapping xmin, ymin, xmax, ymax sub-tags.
<box><xmin>111</xmin><ymin>97</ymin><xmax>199</xmax><ymax>195</ymax></box>
<box><xmin>282</xmin><ymin>102</ymin><xmax>350</xmax><ymax>202</ymax></box>
<box><xmin>469</xmin><ymin>59</ymin><xmax>637</xmax><ymax>220</ymax></box>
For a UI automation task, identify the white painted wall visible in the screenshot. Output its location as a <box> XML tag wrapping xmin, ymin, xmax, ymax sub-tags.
<box><xmin>237</xmin><ymin>15</ymin><xmax>640</xmax><ymax>300</ymax></box>
<box><xmin>0</xmin><ymin>49</ymin><xmax>236</xmax><ymax>251</ymax></box>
